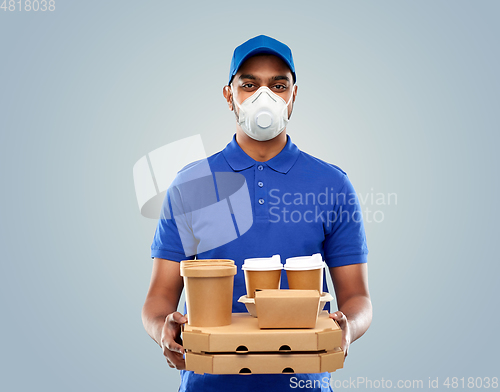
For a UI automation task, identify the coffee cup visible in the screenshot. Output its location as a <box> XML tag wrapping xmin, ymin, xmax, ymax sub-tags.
<box><xmin>241</xmin><ymin>254</ymin><xmax>283</xmax><ymax>298</ymax></box>
<box><xmin>284</xmin><ymin>253</ymin><xmax>326</xmax><ymax>294</ymax></box>
<box><xmin>180</xmin><ymin>259</ymin><xmax>237</xmax><ymax>327</ymax></box>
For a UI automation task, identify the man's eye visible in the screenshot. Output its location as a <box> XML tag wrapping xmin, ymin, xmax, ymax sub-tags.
<box><xmin>242</xmin><ymin>83</ymin><xmax>255</xmax><ymax>88</ymax></box>
<box><xmin>273</xmin><ymin>85</ymin><xmax>286</xmax><ymax>90</ymax></box>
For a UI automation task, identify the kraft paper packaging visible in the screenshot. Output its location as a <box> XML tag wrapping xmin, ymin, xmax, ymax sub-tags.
<box><xmin>244</xmin><ymin>270</ymin><xmax>282</xmax><ymax>298</ymax></box>
<box><xmin>180</xmin><ymin>259</ymin><xmax>237</xmax><ymax>327</ymax></box>
<box><xmin>242</xmin><ymin>255</ymin><xmax>283</xmax><ymax>298</ymax></box>
<box><xmin>254</xmin><ymin>289</ymin><xmax>321</xmax><ymax>329</ymax></box>
<box><xmin>185</xmin><ymin>348</ymin><xmax>344</xmax><ymax>375</ymax></box>
<box><xmin>183</xmin><ymin>311</ymin><xmax>342</xmax><ymax>353</ymax></box>
<box><xmin>284</xmin><ymin>254</ymin><xmax>325</xmax><ymax>294</ymax></box>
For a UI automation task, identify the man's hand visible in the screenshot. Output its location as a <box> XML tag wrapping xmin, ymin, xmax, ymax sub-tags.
<box><xmin>329</xmin><ymin>311</ymin><xmax>351</xmax><ymax>359</ymax></box>
<box><xmin>161</xmin><ymin>311</ymin><xmax>187</xmax><ymax>369</ymax></box>
<box><xmin>327</xmin><ymin>264</ymin><xmax>373</xmax><ymax>360</ymax></box>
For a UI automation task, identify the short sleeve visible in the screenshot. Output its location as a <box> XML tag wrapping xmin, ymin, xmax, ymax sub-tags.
<box><xmin>323</xmin><ymin>175</ymin><xmax>369</xmax><ymax>268</ymax></box>
<box><xmin>150</xmin><ymin>187</ymin><xmax>196</xmax><ymax>262</ymax></box>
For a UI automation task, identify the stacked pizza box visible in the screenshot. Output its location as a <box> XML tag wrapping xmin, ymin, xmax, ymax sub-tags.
<box><xmin>182</xmin><ymin>289</ymin><xmax>344</xmax><ymax>375</ymax></box>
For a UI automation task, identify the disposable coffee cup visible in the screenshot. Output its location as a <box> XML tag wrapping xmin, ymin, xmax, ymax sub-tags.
<box><xmin>241</xmin><ymin>254</ymin><xmax>283</xmax><ymax>298</ymax></box>
<box><xmin>284</xmin><ymin>253</ymin><xmax>326</xmax><ymax>294</ymax></box>
<box><xmin>180</xmin><ymin>259</ymin><xmax>237</xmax><ymax>327</ymax></box>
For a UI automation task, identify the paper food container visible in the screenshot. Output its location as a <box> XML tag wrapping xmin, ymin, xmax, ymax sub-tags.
<box><xmin>238</xmin><ymin>292</ymin><xmax>333</xmax><ymax>317</ymax></box>
<box><xmin>185</xmin><ymin>348</ymin><xmax>344</xmax><ymax>375</ymax></box>
<box><xmin>182</xmin><ymin>311</ymin><xmax>341</xmax><ymax>354</ymax></box>
<box><xmin>254</xmin><ymin>289</ymin><xmax>321</xmax><ymax>329</ymax></box>
<box><xmin>180</xmin><ymin>259</ymin><xmax>237</xmax><ymax>327</ymax></box>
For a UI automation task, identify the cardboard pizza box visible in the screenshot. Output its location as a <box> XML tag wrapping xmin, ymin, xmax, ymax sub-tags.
<box><xmin>185</xmin><ymin>348</ymin><xmax>344</xmax><ymax>375</ymax></box>
<box><xmin>183</xmin><ymin>311</ymin><xmax>341</xmax><ymax>354</ymax></box>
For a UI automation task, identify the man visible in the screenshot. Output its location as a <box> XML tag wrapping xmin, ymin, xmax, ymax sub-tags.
<box><xmin>142</xmin><ymin>35</ymin><xmax>372</xmax><ymax>392</ymax></box>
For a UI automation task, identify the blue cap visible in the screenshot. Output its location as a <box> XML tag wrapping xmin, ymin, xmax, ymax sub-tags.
<box><xmin>228</xmin><ymin>35</ymin><xmax>296</xmax><ymax>85</ymax></box>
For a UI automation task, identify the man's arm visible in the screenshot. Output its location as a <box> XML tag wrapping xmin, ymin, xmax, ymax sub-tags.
<box><xmin>142</xmin><ymin>257</ymin><xmax>187</xmax><ymax>369</ymax></box>
<box><xmin>328</xmin><ymin>263</ymin><xmax>372</xmax><ymax>358</ymax></box>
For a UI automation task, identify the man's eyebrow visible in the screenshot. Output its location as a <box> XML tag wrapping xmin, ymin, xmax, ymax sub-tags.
<box><xmin>239</xmin><ymin>74</ymin><xmax>257</xmax><ymax>80</ymax></box>
<box><xmin>271</xmin><ymin>75</ymin><xmax>290</xmax><ymax>82</ymax></box>
<box><xmin>238</xmin><ymin>74</ymin><xmax>291</xmax><ymax>82</ymax></box>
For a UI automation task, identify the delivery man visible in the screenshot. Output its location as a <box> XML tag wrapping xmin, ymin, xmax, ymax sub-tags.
<box><xmin>142</xmin><ymin>35</ymin><xmax>372</xmax><ymax>392</ymax></box>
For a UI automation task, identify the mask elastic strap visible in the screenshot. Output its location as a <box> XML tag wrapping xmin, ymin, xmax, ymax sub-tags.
<box><xmin>230</xmin><ymin>83</ymin><xmax>244</xmax><ymax>111</ymax></box>
<box><xmin>286</xmin><ymin>84</ymin><xmax>295</xmax><ymax>105</ymax></box>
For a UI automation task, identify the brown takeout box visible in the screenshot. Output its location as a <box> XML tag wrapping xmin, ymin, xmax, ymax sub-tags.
<box><xmin>183</xmin><ymin>311</ymin><xmax>341</xmax><ymax>354</ymax></box>
<box><xmin>185</xmin><ymin>348</ymin><xmax>344</xmax><ymax>375</ymax></box>
<box><xmin>255</xmin><ymin>289</ymin><xmax>321</xmax><ymax>328</ymax></box>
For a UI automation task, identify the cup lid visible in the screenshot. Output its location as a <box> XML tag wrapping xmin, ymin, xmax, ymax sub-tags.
<box><xmin>241</xmin><ymin>254</ymin><xmax>283</xmax><ymax>271</ymax></box>
<box><xmin>284</xmin><ymin>253</ymin><xmax>326</xmax><ymax>270</ymax></box>
<box><xmin>180</xmin><ymin>260</ymin><xmax>237</xmax><ymax>277</ymax></box>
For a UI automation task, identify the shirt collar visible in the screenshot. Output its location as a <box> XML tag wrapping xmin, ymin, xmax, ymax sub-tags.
<box><xmin>222</xmin><ymin>133</ymin><xmax>300</xmax><ymax>174</ymax></box>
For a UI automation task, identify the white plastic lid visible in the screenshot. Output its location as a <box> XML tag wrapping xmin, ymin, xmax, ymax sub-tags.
<box><xmin>284</xmin><ymin>253</ymin><xmax>326</xmax><ymax>271</ymax></box>
<box><xmin>242</xmin><ymin>254</ymin><xmax>283</xmax><ymax>271</ymax></box>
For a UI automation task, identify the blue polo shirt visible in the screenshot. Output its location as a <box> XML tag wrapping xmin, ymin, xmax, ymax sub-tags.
<box><xmin>151</xmin><ymin>133</ymin><xmax>368</xmax><ymax>392</ymax></box>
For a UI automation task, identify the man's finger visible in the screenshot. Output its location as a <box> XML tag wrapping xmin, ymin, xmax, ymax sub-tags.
<box><xmin>330</xmin><ymin>311</ymin><xmax>344</xmax><ymax>320</ymax></box>
<box><xmin>168</xmin><ymin>353</ymin><xmax>186</xmax><ymax>370</ymax></box>
<box><xmin>166</xmin><ymin>357</ymin><xmax>175</xmax><ymax>368</ymax></box>
<box><xmin>170</xmin><ymin>312</ymin><xmax>188</xmax><ymax>325</ymax></box>
<box><xmin>164</xmin><ymin>339</ymin><xmax>185</xmax><ymax>355</ymax></box>
<box><xmin>168</xmin><ymin>341</ymin><xmax>185</xmax><ymax>354</ymax></box>
<box><xmin>163</xmin><ymin>343</ymin><xmax>186</xmax><ymax>369</ymax></box>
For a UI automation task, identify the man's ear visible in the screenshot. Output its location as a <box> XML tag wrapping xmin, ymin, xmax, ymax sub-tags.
<box><xmin>222</xmin><ymin>85</ymin><xmax>234</xmax><ymax>111</ymax></box>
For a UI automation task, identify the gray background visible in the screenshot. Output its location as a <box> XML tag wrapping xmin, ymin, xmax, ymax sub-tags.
<box><xmin>1</xmin><ymin>1</ymin><xmax>499</xmax><ymax>391</ymax></box>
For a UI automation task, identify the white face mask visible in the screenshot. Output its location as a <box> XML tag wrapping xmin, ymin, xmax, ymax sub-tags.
<box><xmin>231</xmin><ymin>84</ymin><xmax>295</xmax><ymax>141</ymax></box>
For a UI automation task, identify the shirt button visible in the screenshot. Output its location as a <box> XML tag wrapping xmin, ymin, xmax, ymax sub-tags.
<box><xmin>258</xmin><ymin>181</ymin><xmax>264</xmax><ymax>187</ymax></box>
<box><xmin>257</xmin><ymin>165</ymin><xmax>264</xmax><ymax>171</ymax></box>
<box><xmin>258</xmin><ymin>198</ymin><xmax>265</xmax><ymax>205</ymax></box>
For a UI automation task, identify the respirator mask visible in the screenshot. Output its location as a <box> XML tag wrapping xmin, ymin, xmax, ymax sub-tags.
<box><xmin>231</xmin><ymin>84</ymin><xmax>295</xmax><ymax>141</ymax></box>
